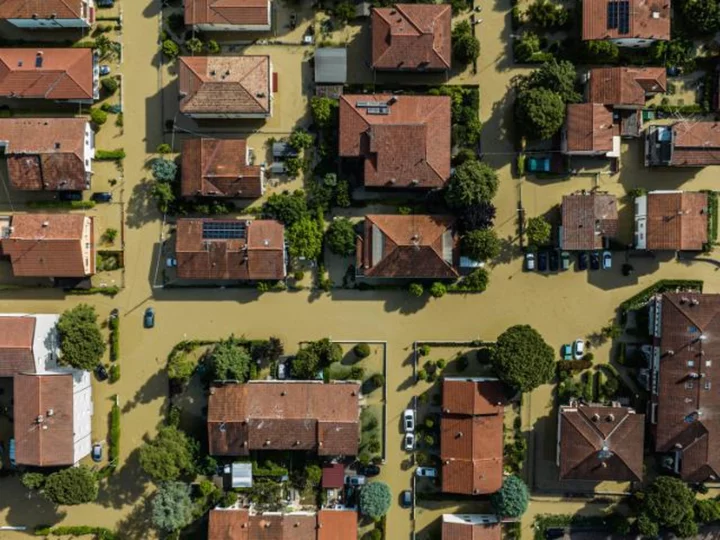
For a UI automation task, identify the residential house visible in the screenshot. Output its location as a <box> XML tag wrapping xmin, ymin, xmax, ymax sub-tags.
<box><xmin>0</xmin><ymin>48</ymin><xmax>97</xmax><ymax>103</ymax></box>
<box><xmin>339</xmin><ymin>94</ymin><xmax>451</xmax><ymax>189</ymax></box>
<box><xmin>175</xmin><ymin>218</ymin><xmax>286</xmax><ymax>281</ymax></box>
<box><xmin>634</xmin><ymin>190</ymin><xmax>708</xmax><ymax>251</ymax></box>
<box><xmin>207</xmin><ymin>381</ymin><xmax>360</xmax><ymax>456</ymax></box>
<box><xmin>559</xmin><ymin>192</ymin><xmax>619</xmax><ymax>251</ymax></box>
<box><xmin>178</xmin><ymin>56</ymin><xmax>273</xmax><ymax>119</ymax></box>
<box><xmin>650</xmin><ymin>293</ymin><xmax>720</xmax><ymax>482</ymax></box>
<box><xmin>562</xmin><ymin>103</ymin><xmax>620</xmax><ymax>158</ymax></box>
<box><xmin>0</xmin><ymin>214</ymin><xmax>95</xmax><ymax>278</ymax></box>
<box><xmin>0</xmin><ymin>314</ymin><xmax>93</xmax><ymax>466</ymax></box>
<box><xmin>0</xmin><ymin>0</ymin><xmax>94</xmax><ymax>28</ymax></box>
<box><xmin>587</xmin><ymin>67</ymin><xmax>666</xmax><ymax>137</ymax></box>
<box><xmin>442</xmin><ymin>515</ymin><xmax>501</xmax><ymax>540</ymax></box>
<box><xmin>582</xmin><ymin>0</ymin><xmax>670</xmax><ymax>46</ymax></box>
<box><xmin>184</xmin><ymin>0</ymin><xmax>271</xmax><ymax>31</ymax></box>
<box><xmin>557</xmin><ymin>401</ymin><xmax>644</xmax><ymax>481</ymax></box>
<box><xmin>371</xmin><ymin>4</ymin><xmax>451</xmax><ymax>71</ymax></box>
<box><xmin>0</xmin><ymin>118</ymin><xmax>95</xmax><ymax>191</ymax></box>
<box><xmin>355</xmin><ymin>214</ymin><xmax>460</xmax><ymax>280</ymax></box>
<box><xmin>440</xmin><ymin>378</ymin><xmax>506</xmax><ymax>495</ymax></box>
<box><xmin>646</xmin><ymin>122</ymin><xmax>720</xmax><ymax>167</ymax></box>
<box><xmin>208</xmin><ymin>509</ymin><xmax>358</xmax><ymax>540</ymax></box>
<box><xmin>181</xmin><ymin>138</ymin><xmax>264</xmax><ymax>199</ymax></box>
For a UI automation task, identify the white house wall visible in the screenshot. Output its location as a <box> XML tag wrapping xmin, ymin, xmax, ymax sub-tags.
<box><xmin>72</xmin><ymin>370</ymin><xmax>93</xmax><ymax>463</ymax></box>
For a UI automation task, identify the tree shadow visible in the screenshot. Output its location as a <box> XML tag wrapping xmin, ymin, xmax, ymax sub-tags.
<box><xmin>121</xmin><ymin>368</ymin><xmax>168</xmax><ymax>414</ymax></box>
<box><xmin>115</xmin><ymin>494</ymin><xmax>153</xmax><ymax>539</ymax></box>
<box><xmin>0</xmin><ymin>476</ymin><xmax>66</xmax><ymax>529</ymax></box>
<box><xmin>96</xmin><ymin>448</ymin><xmax>149</xmax><ymax>510</ymax></box>
<box><xmin>125</xmin><ymin>179</ymin><xmax>159</xmax><ymax>230</ymax></box>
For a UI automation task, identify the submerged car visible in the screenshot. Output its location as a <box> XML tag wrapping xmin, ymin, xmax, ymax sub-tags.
<box><xmin>95</xmin><ymin>364</ymin><xmax>109</xmax><ymax>381</ymax></box>
<box><xmin>561</xmin><ymin>344</ymin><xmax>572</xmax><ymax>361</ymax></box>
<box><xmin>404</xmin><ymin>433</ymin><xmax>415</xmax><ymax>452</ymax></box>
<box><xmin>403</xmin><ymin>409</ymin><xmax>415</xmax><ymax>432</ymax></box>
<box><xmin>573</xmin><ymin>339</ymin><xmax>585</xmax><ymax>360</ymax></box>
<box><xmin>416</xmin><ymin>467</ymin><xmax>437</xmax><ymax>478</ymax></box>
<box><xmin>560</xmin><ymin>251</ymin><xmax>570</xmax><ymax>271</ymax></box>
<box><xmin>401</xmin><ymin>490</ymin><xmax>412</xmax><ymax>508</ymax></box>
<box><xmin>525</xmin><ymin>252</ymin><xmax>535</xmax><ymax>271</ymax></box>
<box><xmin>538</xmin><ymin>251</ymin><xmax>548</xmax><ymax>272</ymax></box>
<box><xmin>602</xmin><ymin>251</ymin><xmax>612</xmax><ymax>270</ymax></box>
<box><xmin>92</xmin><ymin>443</ymin><xmax>103</xmax><ymax>462</ymax></box>
<box><xmin>577</xmin><ymin>251</ymin><xmax>588</xmax><ymax>271</ymax></box>
<box><xmin>143</xmin><ymin>307</ymin><xmax>155</xmax><ymax>328</ymax></box>
<box><xmin>359</xmin><ymin>464</ymin><xmax>380</xmax><ymax>477</ymax></box>
<box><xmin>526</xmin><ymin>156</ymin><xmax>551</xmax><ymax>173</ymax></box>
<box><xmin>590</xmin><ymin>252</ymin><xmax>600</xmax><ymax>271</ymax></box>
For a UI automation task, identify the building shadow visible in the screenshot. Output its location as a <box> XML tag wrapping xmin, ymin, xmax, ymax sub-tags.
<box><xmin>0</xmin><ymin>476</ymin><xmax>66</xmax><ymax>530</ymax></box>
<box><xmin>115</xmin><ymin>495</ymin><xmax>154</xmax><ymax>540</ymax></box>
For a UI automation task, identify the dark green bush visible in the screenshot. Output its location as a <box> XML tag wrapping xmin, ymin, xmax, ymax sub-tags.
<box><xmin>96</xmin><ymin>148</ymin><xmax>126</xmax><ymax>160</ymax></box>
<box><xmin>354</xmin><ymin>343</ymin><xmax>371</xmax><ymax>358</ymax></box>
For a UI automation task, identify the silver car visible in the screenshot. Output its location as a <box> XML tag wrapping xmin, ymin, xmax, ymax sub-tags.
<box><xmin>404</xmin><ymin>433</ymin><xmax>415</xmax><ymax>452</ymax></box>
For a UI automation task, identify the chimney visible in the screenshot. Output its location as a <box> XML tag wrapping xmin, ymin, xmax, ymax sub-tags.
<box><xmin>35</xmin><ymin>51</ymin><xmax>43</xmax><ymax>68</ymax></box>
<box><xmin>592</xmin><ymin>413</ymin><xmax>600</xmax><ymax>422</ymax></box>
<box><xmin>41</xmin><ymin>221</ymin><xmax>49</xmax><ymax>227</ymax></box>
<box><xmin>606</xmin><ymin>414</ymin><xmax>615</xmax><ymax>422</ymax></box>
<box><xmin>47</xmin><ymin>409</ymin><xmax>54</xmax><ymax>417</ymax></box>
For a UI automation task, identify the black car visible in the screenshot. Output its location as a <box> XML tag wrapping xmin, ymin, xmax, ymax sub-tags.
<box><xmin>577</xmin><ymin>251</ymin><xmax>588</xmax><ymax>271</ymax></box>
<box><xmin>401</xmin><ymin>490</ymin><xmax>412</xmax><ymax>508</ymax></box>
<box><xmin>92</xmin><ymin>192</ymin><xmax>113</xmax><ymax>202</ymax></box>
<box><xmin>95</xmin><ymin>364</ymin><xmax>109</xmax><ymax>381</ymax></box>
<box><xmin>590</xmin><ymin>251</ymin><xmax>600</xmax><ymax>271</ymax></box>
<box><xmin>359</xmin><ymin>464</ymin><xmax>381</xmax><ymax>477</ymax></box>
<box><xmin>59</xmin><ymin>191</ymin><xmax>83</xmax><ymax>201</ymax></box>
<box><xmin>549</xmin><ymin>250</ymin><xmax>559</xmax><ymax>272</ymax></box>
<box><xmin>538</xmin><ymin>251</ymin><xmax>548</xmax><ymax>272</ymax></box>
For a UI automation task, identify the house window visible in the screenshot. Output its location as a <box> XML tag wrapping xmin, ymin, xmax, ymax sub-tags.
<box><xmin>705</xmin><ymin>381</ymin><xmax>712</xmax><ymax>390</ymax></box>
<box><xmin>688</xmin><ymin>360</ymin><xmax>695</xmax><ymax>367</ymax></box>
<box><xmin>685</xmin><ymin>381</ymin><xmax>694</xmax><ymax>389</ymax></box>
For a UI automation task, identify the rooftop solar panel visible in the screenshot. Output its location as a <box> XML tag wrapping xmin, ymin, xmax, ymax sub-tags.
<box><xmin>202</xmin><ymin>221</ymin><xmax>246</xmax><ymax>240</ymax></box>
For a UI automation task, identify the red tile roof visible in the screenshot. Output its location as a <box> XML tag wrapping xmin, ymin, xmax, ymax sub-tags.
<box><xmin>669</xmin><ymin>122</ymin><xmax>720</xmax><ymax>166</ymax></box>
<box><xmin>441</xmin><ymin>380</ymin><xmax>505</xmax><ymax>495</ymax></box>
<box><xmin>357</xmin><ymin>214</ymin><xmax>459</xmax><ymax>279</ymax></box>
<box><xmin>655</xmin><ymin>293</ymin><xmax>720</xmax><ymax>482</ymax></box>
<box><xmin>0</xmin><ymin>118</ymin><xmax>89</xmax><ymax>191</ymax></box>
<box><xmin>185</xmin><ymin>0</ymin><xmax>269</xmax><ymax>26</ymax></box>
<box><xmin>1</xmin><ymin>214</ymin><xmax>94</xmax><ymax>277</ymax></box>
<box><xmin>582</xmin><ymin>0</ymin><xmax>670</xmax><ymax>41</ymax></box>
<box><xmin>208</xmin><ymin>510</ymin><xmax>357</xmax><ymax>540</ymax></box>
<box><xmin>559</xmin><ymin>403</ymin><xmax>644</xmax><ymax>481</ymax></box>
<box><xmin>0</xmin><ymin>48</ymin><xmax>93</xmax><ymax>101</ymax></box>
<box><xmin>175</xmin><ymin>218</ymin><xmax>286</xmax><ymax>281</ymax></box>
<box><xmin>339</xmin><ymin>94</ymin><xmax>451</xmax><ymax>188</ymax></box>
<box><xmin>645</xmin><ymin>191</ymin><xmax>708</xmax><ymax>251</ymax></box>
<box><xmin>181</xmin><ymin>138</ymin><xmax>263</xmax><ymax>198</ymax></box>
<box><xmin>442</xmin><ymin>379</ymin><xmax>506</xmax><ymax>416</ymax></box>
<box><xmin>178</xmin><ymin>56</ymin><xmax>270</xmax><ymax>116</ymax></box>
<box><xmin>0</xmin><ymin>0</ymin><xmax>85</xmax><ymax>19</ymax></box>
<box><xmin>588</xmin><ymin>67</ymin><xmax>666</xmax><ymax>107</ymax></box>
<box><xmin>561</xmin><ymin>192</ymin><xmax>619</xmax><ymax>250</ymax></box>
<box><xmin>207</xmin><ymin>382</ymin><xmax>360</xmax><ymax>456</ymax></box>
<box><xmin>564</xmin><ymin>103</ymin><xmax>617</xmax><ymax>153</ymax></box>
<box><xmin>371</xmin><ymin>4</ymin><xmax>451</xmax><ymax>71</ymax></box>
<box><xmin>14</xmin><ymin>373</ymin><xmax>75</xmax><ymax>467</ymax></box>
<box><xmin>0</xmin><ymin>316</ymin><xmax>35</xmax><ymax>377</ymax></box>
<box><xmin>442</xmin><ymin>518</ymin><xmax>501</xmax><ymax>540</ymax></box>
<box><xmin>317</xmin><ymin>510</ymin><xmax>358</xmax><ymax>540</ymax></box>
<box><xmin>321</xmin><ymin>463</ymin><xmax>344</xmax><ymax>488</ymax></box>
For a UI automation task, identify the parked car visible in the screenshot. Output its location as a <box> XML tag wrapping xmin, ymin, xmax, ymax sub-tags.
<box><xmin>59</xmin><ymin>190</ymin><xmax>82</xmax><ymax>201</ymax></box>
<box><xmin>525</xmin><ymin>252</ymin><xmax>535</xmax><ymax>271</ymax></box>
<box><xmin>97</xmin><ymin>0</ymin><xmax>114</xmax><ymax>6</ymax></box>
<box><xmin>92</xmin><ymin>192</ymin><xmax>112</xmax><ymax>202</ymax></box>
<box><xmin>401</xmin><ymin>490</ymin><xmax>412</xmax><ymax>508</ymax></box>
<box><xmin>573</xmin><ymin>339</ymin><xmax>585</xmax><ymax>360</ymax></box>
<box><xmin>403</xmin><ymin>408</ymin><xmax>415</xmax><ymax>432</ymax></box>
<box><xmin>110</xmin><ymin>308</ymin><xmax>119</xmax><ymax>319</ymax></box>
<box><xmin>549</xmin><ymin>250</ymin><xmax>559</xmax><ymax>272</ymax></box>
<box><xmin>92</xmin><ymin>443</ymin><xmax>103</xmax><ymax>463</ymax></box>
<box><xmin>8</xmin><ymin>438</ymin><xmax>15</xmax><ymax>467</ymax></box>
<box><xmin>404</xmin><ymin>432</ymin><xmax>415</xmax><ymax>452</ymax></box>
<box><xmin>577</xmin><ymin>251</ymin><xmax>588</xmax><ymax>271</ymax></box>
<box><xmin>561</xmin><ymin>344</ymin><xmax>572</xmax><ymax>361</ymax></box>
<box><xmin>526</xmin><ymin>156</ymin><xmax>551</xmax><ymax>173</ymax></box>
<box><xmin>277</xmin><ymin>361</ymin><xmax>288</xmax><ymax>380</ymax></box>
<box><xmin>538</xmin><ymin>251</ymin><xmax>548</xmax><ymax>272</ymax></box>
<box><xmin>416</xmin><ymin>467</ymin><xmax>437</xmax><ymax>478</ymax></box>
<box><xmin>166</xmin><ymin>257</ymin><xmax>177</xmax><ymax>268</ymax></box>
<box><xmin>602</xmin><ymin>250</ymin><xmax>612</xmax><ymax>270</ymax></box>
<box><xmin>143</xmin><ymin>307</ymin><xmax>155</xmax><ymax>328</ymax></box>
<box><xmin>95</xmin><ymin>364</ymin><xmax>109</xmax><ymax>381</ymax></box>
<box><xmin>560</xmin><ymin>251</ymin><xmax>570</xmax><ymax>271</ymax></box>
<box><xmin>359</xmin><ymin>464</ymin><xmax>380</xmax><ymax>477</ymax></box>
<box><xmin>590</xmin><ymin>251</ymin><xmax>600</xmax><ymax>271</ymax></box>
<box><xmin>99</xmin><ymin>65</ymin><xmax>111</xmax><ymax>76</ymax></box>
<box><xmin>345</xmin><ymin>475</ymin><xmax>367</xmax><ymax>486</ymax></box>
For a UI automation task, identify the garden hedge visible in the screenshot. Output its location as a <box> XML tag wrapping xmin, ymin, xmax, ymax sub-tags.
<box><xmin>620</xmin><ymin>280</ymin><xmax>703</xmax><ymax>313</ymax></box>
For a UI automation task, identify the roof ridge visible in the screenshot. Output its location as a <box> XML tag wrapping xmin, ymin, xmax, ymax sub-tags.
<box><xmin>396</xmin><ymin>4</ymin><xmax>426</xmax><ymax>35</ymax></box>
<box><xmin>236</xmin><ymin>57</ymin><xmax>267</xmax><ymax>111</ymax></box>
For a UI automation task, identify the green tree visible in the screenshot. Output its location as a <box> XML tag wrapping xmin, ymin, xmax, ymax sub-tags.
<box><xmin>139</xmin><ymin>426</ymin><xmax>196</xmax><ymax>482</ymax></box>
<box><xmin>101</xmin><ymin>77</ymin><xmax>118</xmax><ymax>94</ymax></box>
<box><xmin>156</xmin><ymin>143</ymin><xmax>172</xmax><ymax>154</ymax></box>
<box><xmin>526</xmin><ymin>216</ymin><xmax>551</xmax><ymax>246</ymax></box>
<box><xmin>21</xmin><ymin>472</ymin><xmax>46</xmax><ymax>490</ymax></box>
<box><xmin>459</xmin><ymin>201</ymin><xmax>496</xmax><ymax>231</ymax></box>
<box><xmin>641</xmin><ymin>476</ymin><xmax>696</xmax><ymax>534</ymax></box>
<box><xmin>513</xmin><ymin>32</ymin><xmax>544</xmax><ymax>63</ymax></box>
<box><xmin>461</xmin><ymin>267</ymin><xmax>489</xmax><ymax>291</ymax></box>
<box><xmin>334</xmin><ymin>1</ymin><xmax>355</xmax><ymax>22</ymax></box>
<box><xmin>490</xmin><ymin>475</ymin><xmax>529</xmax><ymax>518</ymax></box>
<box><xmin>637</xmin><ymin>513</ymin><xmax>659</xmax><ymax>537</ymax></box>
<box><xmin>206</xmin><ymin>39</ymin><xmax>220</xmax><ymax>54</ymax></box>
<box><xmin>261</xmin><ymin>190</ymin><xmax>308</xmax><ymax>226</ymax></box>
<box><xmin>208</xmin><ymin>338</ymin><xmax>251</xmax><ymax>381</ymax></box>
<box><xmin>462</xmin><ymin>229</ymin><xmax>501</xmax><ymax>261</ymax></box>
<box><xmin>492</xmin><ymin>325</ymin><xmax>554</xmax><ymax>392</ymax></box>
<box><xmin>326</xmin><ymin>218</ymin><xmax>356</xmax><ymax>256</ymax></box>
<box><xmin>90</xmin><ymin>108</ymin><xmax>108</xmax><ymax>126</ymax></box>
<box><xmin>430</xmin><ymin>282</ymin><xmax>447</xmax><ymax>298</ymax></box>
<box><xmin>57</xmin><ymin>304</ymin><xmax>106</xmax><ymax>371</ymax></box>
<box><xmin>151</xmin><ymin>482</ymin><xmax>193</xmax><ymax>532</ymax></box>
<box><xmin>695</xmin><ymin>499</ymin><xmax>720</xmax><ymax>524</ymax></box>
<box><xmin>601</xmin><ymin>322</ymin><xmax>622</xmax><ymax>339</ymax></box>
<box><xmin>185</xmin><ymin>37</ymin><xmax>203</xmax><ymax>53</ymax></box>
<box><xmin>306</xmin><ymin>464</ymin><xmax>322</xmax><ymax>486</ymax></box>
<box><xmin>288</xmin><ymin>129</ymin><xmax>313</xmax><ymax>152</ymax></box>
<box><xmin>150</xmin><ymin>181</ymin><xmax>175</xmax><ymax>213</ymax></box>
<box><xmin>452</xmin><ymin>21</ymin><xmax>480</xmax><ymax>64</ymax></box>
<box><xmin>288</xmin><ymin>217</ymin><xmax>323</xmax><ymax>260</ymax></box>
<box><xmin>678</xmin><ymin>0</ymin><xmax>720</xmax><ymax>34</ymax></box>
<box><xmin>152</xmin><ymin>158</ymin><xmax>177</xmax><ymax>182</ymax></box>
<box><xmin>515</xmin><ymin>87</ymin><xmax>565</xmax><ymax>140</ymax></box>
<box><xmin>409</xmin><ymin>283</ymin><xmax>424</xmax><ymax>297</ymax></box>
<box><xmin>526</xmin><ymin>0</ymin><xmax>568</xmax><ymax>28</ymax></box>
<box><xmin>445</xmin><ymin>161</ymin><xmax>499</xmax><ymax>209</ymax></box>
<box><xmin>292</xmin><ymin>338</ymin><xmax>341</xmax><ymax>379</ymax></box>
<box><xmin>583</xmin><ymin>40</ymin><xmax>619</xmax><ymax>64</ymax></box>
<box><xmin>359</xmin><ymin>482</ymin><xmax>392</xmax><ymax>519</ymax></box>
<box><xmin>526</xmin><ymin>60</ymin><xmax>580</xmax><ymax>103</ymax></box>
<box><xmin>43</xmin><ymin>467</ymin><xmax>99</xmax><ymax>505</ymax></box>
<box><xmin>310</xmin><ymin>96</ymin><xmax>338</xmax><ymax>128</ymax></box>
<box><xmin>161</xmin><ymin>39</ymin><xmax>180</xmax><ymax>58</ymax></box>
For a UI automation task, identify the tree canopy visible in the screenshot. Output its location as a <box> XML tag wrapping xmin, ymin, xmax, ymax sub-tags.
<box><xmin>43</xmin><ymin>466</ymin><xmax>99</xmax><ymax>505</ymax></box>
<box><xmin>526</xmin><ymin>0</ymin><xmax>568</xmax><ymax>28</ymax></box>
<box><xmin>526</xmin><ymin>60</ymin><xmax>580</xmax><ymax>103</ymax></box>
<box><xmin>526</xmin><ymin>216</ymin><xmax>552</xmax><ymax>246</ymax></box>
<box><xmin>515</xmin><ymin>87</ymin><xmax>565</xmax><ymax>141</ymax></box>
<box><xmin>445</xmin><ymin>161</ymin><xmax>499</xmax><ymax>209</ymax></box>
<box><xmin>451</xmin><ymin>21</ymin><xmax>480</xmax><ymax>64</ymax></box>
<box><xmin>640</xmin><ymin>476</ymin><xmax>696</xmax><ymax>535</ymax></box>
<box><xmin>151</xmin><ymin>158</ymin><xmax>177</xmax><ymax>182</ymax></box>
<box><xmin>261</xmin><ymin>190</ymin><xmax>308</xmax><ymax>226</ymax></box>
<box><xmin>492</xmin><ymin>325</ymin><xmax>554</xmax><ymax>392</ymax></box>
<box><xmin>310</xmin><ymin>96</ymin><xmax>338</xmax><ymax>128</ymax></box>
<box><xmin>151</xmin><ymin>482</ymin><xmax>194</xmax><ymax>532</ymax></box>
<box><xmin>139</xmin><ymin>426</ymin><xmax>197</xmax><ymax>482</ymax></box>
<box><xmin>288</xmin><ymin>217</ymin><xmax>323</xmax><ymax>260</ymax></box>
<box><xmin>677</xmin><ymin>0</ymin><xmax>720</xmax><ymax>34</ymax></box>
<box><xmin>326</xmin><ymin>218</ymin><xmax>356</xmax><ymax>256</ymax></box>
<box><xmin>490</xmin><ymin>475</ymin><xmax>529</xmax><ymax>518</ymax></box>
<box><xmin>459</xmin><ymin>201</ymin><xmax>496</xmax><ymax>231</ymax></box>
<box><xmin>292</xmin><ymin>338</ymin><xmax>342</xmax><ymax>379</ymax></box>
<box><xmin>359</xmin><ymin>481</ymin><xmax>392</xmax><ymax>519</ymax></box>
<box><xmin>57</xmin><ymin>304</ymin><xmax>106</xmax><ymax>371</ymax></box>
<box><xmin>462</xmin><ymin>229</ymin><xmax>501</xmax><ymax>261</ymax></box>
<box><xmin>288</xmin><ymin>129</ymin><xmax>313</xmax><ymax>152</ymax></box>
<box><xmin>208</xmin><ymin>338</ymin><xmax>251</xmax><ymax>381</ymax></box>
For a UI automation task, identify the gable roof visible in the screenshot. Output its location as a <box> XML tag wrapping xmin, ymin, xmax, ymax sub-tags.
<box><xmin>582</xmin><ymin>0</ymin><xmax>670</xmax><ymax>41</ymax></box>
<box><xmin>339</xmin><ymin>94</ymin><xmax>451</xmax><ymax>188</ymax></box>
<box><xmin>184</xmin><ymin>0</ymin><xmax>269</xmax><ymax>26</ymax></box>
<box><xmin>655</xmin><ymin>293</ymin><xmax>720</xmax><ymax>482</ymax></box>
<box><xmin>371</xmin><ymin>4</ymin><xmax>451</xmax><ymax>70</ymax></box>
<box><xmin>588</xmin><ymin>67</ymin><xmax>666</xmax><ymax>107</ymax></box>
<box><xmin>0</xmin><ymin>316</ymin><xmax>35</xmax><ymax>377</ymax></box>
<box><xmin>645</xmin><ymin>191</ymin><xmax>708</xmax><ymax>251</ymax></box>
<box><xmin>559</xmin><ymin>403</ymin><xmax>645</xmax><ymax>481</ymax></box>
<box><xmin>175</xmin><ymin>218</ymin><xmax>285</xmax><ymax>281</ymax></box>
<box><xmin>0</xmin><ymin>48</ymin><xmax>93</xmax><ymax>100</ymax></box>
<box><xmin>0</xmin><ymin>117</ymin><xmax>88</xmax><ymax>191</ymax></box>
<box><xmin>357</xmin><ymin>214</ymin><xmax>459</xmax><ymax>279</ymax></box>
<box><xmin>0</xmin><ymin>0</ymin><xmax>85</xmax><ymax>19</ymax></box>
<box><xmin>1</xmin><ymin>213</ymin><xmax>94</xmax><ymax>277</ymax></box>
<box><xmin>181</xmin><ymin>138</ymin><xmax>263</xmax><ymax>198</ymax></box>
<box><xmin>561</xmin><ymin>192</ymin><xmax>619</xmax><ymax>250</ymax></box>
<box><xmin>207</xmin><ymin>382</ymin><xmax>360</xmax><ymax>456</ymax></box>
<box><xmin>442</xmin><ymin>378</ymin><xmax>507</xmax><ymax>416</ymax></box>
<box><xmin>14</xmin><ymin>372</ymin><xmax>75</xmax><ymax>467</ymax></box>
<box><xmin>669</xmin><ymin>122</ymin><xmax>720</xmax><ymax>167</ymax></box>
<box><xmin>442</xmin><ymin>515</ymin><xmax>501</xmax><ymax>540</ymax></box>
<box><xmin>178</xmin><ymin>56</ymin><xmax>270</xmax><ymax>115</ymax></box>
<box><xmin>208</xmin><ymin>510</ymin><xmax>357</xmax><ymax>540</ymax></box>
<box><xmin>564</xmin><ymin>103</ymin><xmax>617</xmax><ymax>153</ymax></box>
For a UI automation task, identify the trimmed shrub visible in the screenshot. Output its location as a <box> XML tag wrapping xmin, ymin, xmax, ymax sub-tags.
<box><xmin>430</xmin><ymin>282</ymin><xmax>447</xmax><ymax>298</ymax></box>
<box><xmin>109</xmin><ymin>401</ymin><xmax>120</xmax><ymax>463</ymax></box>
<box><xmin>109</xmin><ymin>364</ymin><xmax>120</xmax><ymax>383</ymax></box>
<box><xmin>101</xmin><ymin>77</ymin><xmax>118</xmax><ymax>93</ymax></box>
<box><xmin>409</xmin><ymin>283</ymin><xmax>424</xmax><ymax>297</ymax></box>
<box><xmin>96</xmin><ymin>149</ymin><xmax>126</xmax><ymax>160</ymax></box>
<box><xmin>90</xmin><ymin>108</ymin><xmax>108</xmax><ymax>125</ymax></box>
<box><xmin>354</xmin><ymin>343</ymin><xmax>371</xmax><ymax>359</ymax></box>
<box><xmin>156</xmin><ymin>143</ymin><xmax>172</xmax><ymax>154</ymax></box>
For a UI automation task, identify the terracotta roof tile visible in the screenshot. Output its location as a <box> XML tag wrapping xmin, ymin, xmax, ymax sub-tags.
<box><xmin>645</xmin><ymin>191</ymin><xmax>707</xmax><ymax>251</ymax></box>
<box><xmin>339</xmin><ymin>94</ymin><xmax>451</xmax><ymax>188</ymax></box>
<box><xmin>582</xmin><ymin>0</ymin><xmax>670</xmax><ymax>41</ymax></box>
<box><xmin>0</xmin><ymin>48</ymin><xmax>93</xmax><ymax>101</ymax></box>
<box><xmin>371</xmin><ymin>4</ymin><xmax>451</xmax><ymax>70</ymax></box>
<box><xmin>208</xmin><ymin>509</ymin><xmax>357</xmax><ymax>540</ymax></box>
<box><xmin>564</xmin><ymin>103</ymin><xmax>617</xmax><ymax>153</ymax></box>
<box><xmin>0</xmin><ymin>0</ymin><xmax>84</xmax><ymax>19</ymax></box>
<box><xmin>561</xmin><ymin>193</ymin><xmax>619</xmax><ymax>250</ymax></box>
<box><xmin>181</xmin><ymin>138</ymin><xmax>263</xmax><ymax>198</ymax></box>
<box><xmin>442</xmin><ymin>379</ymin><xmax>507</xmax><ymax>416</ymax></box>
<box><xmin>208</xmin><ymin>509</ymin><xmax>249</xmax><ymax>540</ymax></box>
<box><xmin>317</xmin><ymin>510</ymin><xmax>358</xmax><ymax>540</ymax></box>
<box><xmin>442</xmin><ymin>518</ymin><xmax>501</xmax><ymax>540</ymax></box>
<box><xmin>185</xmin><ymin>0</ymin><xmax>269</xmax><ymax>26</ymax></box>
<box><xmin>669</xmin><ymin>122</ymin><xmax>720</xmax><ymax>166</ymax></box>
<box><xmin>207</xmin><ymin>382</ymin><xmax>360</xmax><ymax>456</ymax></box>
<box><xmin>588</xmin><ymin>67</ymin><xmax>666</xmax><ymax>106</ymax></box>
<box><xmin>0</xmin><ymin>316</ymin><xmax>35</xmax><ymax>377</ymax></box>
<box><xmin>178</xmin><ymin>56</ymin><xmax>270</xmax><ymax>116</ymax></box>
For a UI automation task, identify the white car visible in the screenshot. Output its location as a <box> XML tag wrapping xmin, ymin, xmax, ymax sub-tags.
<box><xmin>602</xmin><ymin>250</ymin><xmax>612</xmax><ymax>270</ymax></box>
<box><xmin>403</xmin><ymin>409</ymin><xmax>415</xmax><ymax>432</ymax></box>
<box><xmin>415</xmin><ymin>467</ymin><xmax>437</xmax><ymax>478</ymax></box>
<box><xmin>345</xmin><ymin>475</ymin><xmax>366</xmax><ymax>486</ymax></box>
<box><xmin>573</xmin><ymin>339</ymin><xmax>585</xmax><ymax>360</ymax></box>
<box><xmin>276</xmin><ymin>361</ymin><xmax>287</xmax><ymax>380</ymax></box>
<box><xmin>525</xmin><ymin>252</ymin><xmax>535</xmax><ymax>271</ymax></box>
<box><xmin>404</xmin><ymin>432</ymin><xmax>415</xmax><ymax>452</ymax></box>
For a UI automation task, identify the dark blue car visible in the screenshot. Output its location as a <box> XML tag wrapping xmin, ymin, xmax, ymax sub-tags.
<box><xmin>538</xmin><ymin>252</ymin><xmax>548</xmax><ymax>272</ymax></box>
<box><xmin>144</xmin><ymin>307</ymin><xmax>155</xmax><ymax>328</ymax></box>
